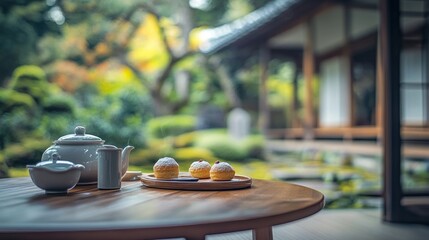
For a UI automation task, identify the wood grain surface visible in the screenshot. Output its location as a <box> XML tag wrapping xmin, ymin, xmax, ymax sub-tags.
<box><xmin>141</xmin><ymin>173</ymin><xmax>252</xmax><ymax>190</ymax></box>
<box><xmin>0</xmin><ymin>177</ymin><xmax>324</xmax><ymax>240</ymax></box>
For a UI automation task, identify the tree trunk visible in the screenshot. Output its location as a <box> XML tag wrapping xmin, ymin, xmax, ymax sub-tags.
<box><xmin>207</xmin><ymin>56</ymin><xmax>241</xmax><ymax>108</ymax></box>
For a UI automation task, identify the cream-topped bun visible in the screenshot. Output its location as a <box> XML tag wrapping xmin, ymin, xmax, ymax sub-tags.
<box><xmin>153</xmin><ymin>157</ymin><xmax>179</xmax><ymax>179</ymax></box>
<box><xmin>210</xmin><ymin>161</ymin><xmax>235</xmax><ymax>181</ymax></box>
<box><xmin>189</xmin><ymin>160</ymin><xmax>211</xmax><ymax>179</ymax></box>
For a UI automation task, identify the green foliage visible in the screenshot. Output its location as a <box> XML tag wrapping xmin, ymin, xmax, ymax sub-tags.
<box><xmin>0</xmin><ymin>0</ymin><xmax>60</xmax><ymax>82</ymax></box>
<box><xmin>129</xmin><ymin>139</ymin><xmax>174</xmax><ymax>166</ymax></box>
<box><xmin>173</xmin><ymin>132</ymin><xmax>197</xmax><ymax>148</ymax></box>
<box><xmin>0</xmin><ymin>89</ymin><xmax>36</xmax><ymax>113</ymax></box>
<box><xmin>242</xmin><ymin>135</ymin><xmax>265</xmax><ymax>159</ymax></box>
<box><xmin>36</xmin><ymin>115</ymin><xmax>76</xmax><ymax>141</ymax></box>
<box><xmin>0</xmin><ymin>66</ymin><xmax>77</xmax><ymax>149</ymax></box>
<box><xmin>9</xmin><ymin>65</ymin><xmax>50</xmax><ymax>104</ymax></box>
<box><xmin>8</xmin><ymin>167</ymin><xmax>29</xmax><ymax>178</ymax></box>
<box><xmin>11</xmin><ymin>65</ymin><xmax>46</xmax><ymax>82</ymax></box>
<box><xmin>3</xmin><ymin>138</ymin><xmax>51</xmax><ymax>167</ymax></box>
<box><xmin>67</xmin><ymin>87</ymin><xmax>152</xmax><ymax>149</ymax></box>
<box><xmin>194</xmin><ymin>133</ymin><xmax>246</xmax><ymax>161</ymax></box>
<box><xmin>42</xmin><ymin>94</ymin><xmax>76</xmax><ymax>114</ymax></box>
<box><xmin>173</xmin><ymin>147</ymin><xmax>217</xmax><ymax>165</ymax></box>
<box><xmin>231</xmin><ymin>160</ymin><xmax>272</xmax><ymax>180</ymax></box>
<box><xmin>130</xmin><ymin>129</ymin><xmax>265</xmax><ymax>167</ymax></box>
<box><xmin>0</xmin><ymin>108</ymin><xmax>39</xmax><ymax>144</ymax></box>
<box><xmin>0</xmin><ymin>154</ymin><xmax>9</xmax><ymax>178</ymax></box>
<box><xmin>147</xmin><ymin>115</ymin><xmax>196</xmax><ymax>139</ymax></box>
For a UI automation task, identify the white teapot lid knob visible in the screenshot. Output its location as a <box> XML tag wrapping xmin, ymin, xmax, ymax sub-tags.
<box><xmin>75</xmin><ymin>126</ymin><xmax>86</xmax><ymax>136</ymax></box>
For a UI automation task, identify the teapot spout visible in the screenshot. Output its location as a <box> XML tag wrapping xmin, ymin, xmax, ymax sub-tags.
<box><xmin>121</xmin><ymin>145</ymin><xmax>134</xmax><ymax>176</ymax></box>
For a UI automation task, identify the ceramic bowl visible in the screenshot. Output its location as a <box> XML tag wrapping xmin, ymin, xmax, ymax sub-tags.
<box><xmin>28</xmin><ymin>155</ymin><xmax>85</xmax><ymax>195</ymax></box>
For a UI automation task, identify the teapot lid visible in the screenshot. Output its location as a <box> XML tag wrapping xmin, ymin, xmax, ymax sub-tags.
<box><xmin>30</xmin><ymin>153</ymin><xmax>84</xmax><ymax>171</ymax></box>
<box><xmin>55</xmin><ymin>126</ymin><xmax>104</xmax><ymax>145</ymax></box>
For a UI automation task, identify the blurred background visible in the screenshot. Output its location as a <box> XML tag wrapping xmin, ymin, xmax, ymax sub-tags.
<box><xmin>0</xmin><ymin>0</ymin><xmax>428</xmax><ymax>212</ymax></box>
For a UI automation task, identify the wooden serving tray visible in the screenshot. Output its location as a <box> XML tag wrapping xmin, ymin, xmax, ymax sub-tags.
<box><xmin>140</xmin><ymin>173</ymin><xmax>252</xmax><ymax>190</ymax></box>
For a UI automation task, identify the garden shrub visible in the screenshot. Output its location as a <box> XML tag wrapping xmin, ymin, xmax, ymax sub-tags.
<box><xmin>147</xmin><ymin>115</ymin><xmax>196</xmax><ymax>139</ymax></box>
<box><xmin>0</xmin><ymin>154</ymin><xmax>9</xmax><ymax>178</ymax></box>
<box><xmin>242</xmin><ymin>135</ymin><xmax>265</xmax><ymax>159</ymax></box>
<box><xmin>194</xmin><ymin>133</ymin><xmax>246</xmax><ymax>161</ymax></box>
<box><xmin>11</xmin><ymin>65</ymin><xmax>46</xmax><ymax>83</ymax></box>
<box><xmin>9</xmin><ymin>65</ymin><xmax>50</xmax><ymax>104</ymax></box>
<box><xmin>129</xmin><ymin>139</ymin><xmax>174</xmax><ymax>166</ymax></box>
<box><xmin>173</xmin><ymin>131</ymin><xmax>197</xmax><ymax>148</ymax></box>
<box><xmin>4</xmin><ymin>138</ymin><xmax>51</xmax><ymax>167</ymax></box>
<box><xmin>37</xmin><ymin>115</ymin><xmax>76</xmax><ymax>141</ymax></box>
<box><xmin>42</xmin><ymin>94</ymin><xmax>76</xmax><ymax>114</ymax></box>
<box><xmin>173</xmin><ymin>147</ymin><xmax>217</xmax><ymax>165</ymax></box>
<box><xmin>0</xmin><ymin>89</ymin><xmax>36</xmax><ymax>113</ymax></box>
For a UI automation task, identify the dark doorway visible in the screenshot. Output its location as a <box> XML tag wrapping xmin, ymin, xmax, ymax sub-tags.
<box><xmin>352</xmin><ymin>47</ymin><xmax>377</xmax><ymax>126</ymax></box>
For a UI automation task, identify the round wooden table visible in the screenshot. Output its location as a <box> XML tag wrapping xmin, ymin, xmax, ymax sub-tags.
<box><xmin>0</xmin><ymin>177</ymin><xmax>324</xmax><ymax>240</ymax></box>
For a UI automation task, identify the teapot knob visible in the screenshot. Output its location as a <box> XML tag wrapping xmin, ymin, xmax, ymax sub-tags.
<box><xmin>52</xmin><ymin>153</ymin><xmax>61</xmax><ymax>163</ymax></box>
<box><xmin>75</xmin><ymin>126</ymin><xmax>86</xmax><ymax>136</ymax></box>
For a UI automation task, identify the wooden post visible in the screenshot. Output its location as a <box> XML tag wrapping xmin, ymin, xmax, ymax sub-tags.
<box><xmin>344</xmin><ymin>4</ymin><xmax>354</xmax><ymax>129</ymax></box>
<box><xmin>425</xmin><ymin>1</ymin><xmax>429</xmax><ymax>126</ymax></box>
<box><xmin>259</xmin><ymin>43</ymin><xmax>270</xmax><ymax>136</ymax></box>
<box><xmin>291</xmin><ymin>63</ymin><xmax>300</xmax><ymax>128</ymax></box>
<box><xmin>380</xmin><ymin>0</ymin><xmax>403</xmax><ymax>222</ymax></box>
<box><xmin>376</xmin><ymin>31</ymin><xmax>385</xmax><ymax>140</ymax></box>
<box><xmin>303</xmin><ymin>21</ymin><xmax>315</xmax><ymax>139</ymax></box>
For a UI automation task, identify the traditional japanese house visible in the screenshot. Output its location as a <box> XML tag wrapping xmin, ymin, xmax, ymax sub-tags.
<box><xmin>200</xmin><ymin>0</ymin><xmax>429</xmax><ymax>224</ymax></box>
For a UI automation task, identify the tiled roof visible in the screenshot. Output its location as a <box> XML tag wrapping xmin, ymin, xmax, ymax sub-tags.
<box><xmin>199</xmin><ymin>0</ymin><xmax>302</xmax><ymax>54</ymax></box>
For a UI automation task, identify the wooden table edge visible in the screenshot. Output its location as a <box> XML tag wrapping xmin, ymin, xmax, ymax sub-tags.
<box><xmin>0</xmin><ymin>178</ymin><xmax>325</xmax><ymax>240</ymax></box>
<box><xmin>0</xmin><ymin>196</ymin><xmax>324</xmax><ymax>240</ymax></box>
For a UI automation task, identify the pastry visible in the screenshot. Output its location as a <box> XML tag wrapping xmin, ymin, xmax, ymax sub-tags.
<box><xmin>189</xmin><ymin>160</ymin><xmax>211</xmax><ymax>179</ymax></box>
<box><xmin>210</xmin><ymin>160</ymin><xmax>235</xmax><ymax>181</ymax></box>
<box><xmin>153</xmin><ymin>157</ymin><xmax>179</xmax><ymax>179</ymax></box>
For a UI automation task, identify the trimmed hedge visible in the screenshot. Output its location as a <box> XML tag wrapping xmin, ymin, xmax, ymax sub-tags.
<box><xmin>42</xmin><ymin>95</ymin><xmax>76</xmax><ymax>114</ymax></box>
<box><xmin>129</xmin><ymin>139</ymin><xmax>174</xmax><ymax>166</ymax></box>
<box><xmin>147</xmin><ymin>115</ymin><xmax>196</xmax><ymax>139</ymax></box>
<box><xmin>173</xmin><ymin>132</ymin><xmax>197</xmax><ymax>148</ymax></box>
<box><xmin>3</xmin><ymin>138</ymin><xmax>51</xmax><ymax>167</ymax></box>
<box><xmin>9</xmin><ymin>65</ymin><xmax>49</xmax><ymax>104</ymax></box>
<box><xmin>130</xmin><ymin>129</ymin><xmax>266</xmax><ymax>167</ymax></box>
<box><xmin>173</xmin><ymin>147</ymin><xmax>217</xmax><ymax>164</ymax></box>
<box><xmin>0</xmin><ymin>90</ymin><xmax>36</xmax><ymax>113</ymax></box>
<box><xmin>0</xmin><ymin>154</ymin><xmax>9</xmax><ymax>178</ymax></box>
<box><xmin>242</xmin><ymin>135</ymin><xmax>265</xmax><ymax>159</ymax></box>
<box><xmin>194</xmin><ymin>133</ymin><xmax>247</xmax><ymax>161</ymax></box>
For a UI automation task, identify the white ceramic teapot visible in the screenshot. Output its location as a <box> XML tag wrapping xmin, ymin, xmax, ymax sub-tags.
<box><xmin>41</xmin><ymin>126</ymin><xmax>134</xmax><ymax>185</ymax></box>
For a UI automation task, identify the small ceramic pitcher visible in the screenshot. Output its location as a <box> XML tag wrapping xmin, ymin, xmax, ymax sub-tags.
<box><xmin>97</xmin><ymin>148</ymin><xmax>123</xmax><ymax>190</ymax></box>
